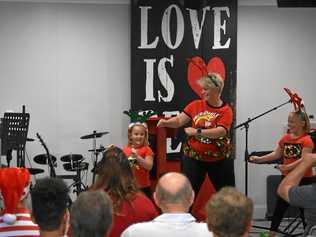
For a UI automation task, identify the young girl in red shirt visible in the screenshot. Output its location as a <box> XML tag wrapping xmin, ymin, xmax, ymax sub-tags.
<box><xmin>123</xmin><ymin>115</ymin><xmax>154</xmax><ymax>199</ymax></box>
<box><xmin>250</xmin><ymin>108</ymin><xmax>314</xmax><ymax>237</ymax></box>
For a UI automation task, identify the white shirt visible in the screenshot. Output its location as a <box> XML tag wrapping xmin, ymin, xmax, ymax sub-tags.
<box><xmin>121</xmin><ymin>213</ymin><xmax>213</xmax><ymax>237</ymax></box>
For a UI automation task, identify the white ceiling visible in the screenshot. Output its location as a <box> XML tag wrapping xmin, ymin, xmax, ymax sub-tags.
<box><xmin>0</xmin><ymin>0</ymin><xmax>278</xmax><ymax>6</ymax></box>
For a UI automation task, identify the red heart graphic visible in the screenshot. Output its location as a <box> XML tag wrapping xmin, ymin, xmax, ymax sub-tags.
<box><xmin>187</xmin><ymin>56</ymin><xmax>226</xmax><ymax>98</ymax></box>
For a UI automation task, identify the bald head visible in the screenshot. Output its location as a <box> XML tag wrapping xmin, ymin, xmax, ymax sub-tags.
<box><xmin>154</xmin><ymin>172</ymin><xmax>194</xmax><ymax>212</ymax></box>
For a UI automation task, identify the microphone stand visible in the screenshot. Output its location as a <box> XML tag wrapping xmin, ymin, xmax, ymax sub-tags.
<box><xmin>234</xmin><ymin>100</ymin><xmax>291</xmax><ymax>196</ymax></box>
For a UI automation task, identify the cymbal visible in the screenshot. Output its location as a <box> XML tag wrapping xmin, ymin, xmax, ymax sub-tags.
<box><xmin>33</xmin><ymin>154</ymin><xmax>57</xmax><ymax>165</ymax></box>
<box><xmin>27</xmin><ymin>168</ymin><xmax>45</xmax><ymax>175</ymax></box>
<box><xmin>27</xmin><ymin>138</ymin><xmax>35</xmax><ymax>142</ymax></box>
<box><xmin>80</xmin><ymin>131</ymin><xmax>109</xmax><ymax>139</ymax></box>
<box><xmin>88</xmin><ymin>147</ymin><xmax>106</xmax><ymax>153</ymax></box>
<box><xmin>60</xmin><ymin>154</ymin><xmax>83</xmax><ymax>162</ymax></box>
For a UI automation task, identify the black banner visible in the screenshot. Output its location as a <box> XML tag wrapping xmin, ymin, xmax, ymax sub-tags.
<box><xmin>131</xmin><ymin>0</ymin><xmax>237</xmax><ymax>156</ymax></box>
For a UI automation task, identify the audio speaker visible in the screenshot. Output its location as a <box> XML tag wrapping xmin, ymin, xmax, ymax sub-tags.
<box><xmin>266</xmin><ymin>175</ymin><xmax>300</xmax><ymax>219</ymax></box>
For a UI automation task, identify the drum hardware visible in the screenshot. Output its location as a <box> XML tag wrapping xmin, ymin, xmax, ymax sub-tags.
<box><xmin>56</xmin><ymin>174</ymin><xmax>77</xmax><ymax>179</ymax></box>
<box><xmin>33</xmin><ymin>154</ymin><xmax>57</xmax><ymax>166</ymax></box>
<box><xmin>26</xmin><ymin>138</ymin><xmax>35</xmax><ymax>142</ymax></box>
<box><xmin>63</xmin><ymin>161</ymin><xmax>89</xmax><ymax>172</ymax></box>
<box><xmin>80</xmin><ymin>130</ymin><xmax>109</xmax><ymax>185</ymax></box>
<box><xmin>88</xmin><ymin>146</ymin><xmax>105</xmax><ymax>153</ymax></box>
<box><xmin>60</xmin><ymin>154</ymin><xmax>83</xmax><ymax>162</ymax></box>
<box><xmin>60</xmin><ymin>154</ymin><xmax>88</xmax><ymax>196</ymax></box>
<box><xmin>36</xmin><ymin>133</ymin><xmax>57</xmax><ymax>178</ymax></box>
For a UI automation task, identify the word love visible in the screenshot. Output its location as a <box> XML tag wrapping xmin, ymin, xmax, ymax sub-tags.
<box><xmin>139</xmin><ymin>4</ymin><xmax>232</xmax><ymax>50</ymax></box>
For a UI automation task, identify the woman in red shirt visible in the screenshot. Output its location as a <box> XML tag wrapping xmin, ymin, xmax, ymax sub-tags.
<box><xmin>91</xmin><ymin>146</ymin><xmax>158</xmax><ymax>237</ymax></box>
<box><xmin>157</xmin><ymin>73</ymin><xmax>235</xmax><ymax>197</ymax></box>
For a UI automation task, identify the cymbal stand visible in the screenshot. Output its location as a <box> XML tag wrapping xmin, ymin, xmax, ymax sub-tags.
<box><xmin>72</xmin><ymin>164</ymin><xmax>87</xmax><ymax>196</ymax></box>
<box><xmin>91</xmin><ymin>131</ymin><xmax>99</xmax><ymax>185</ymax></box>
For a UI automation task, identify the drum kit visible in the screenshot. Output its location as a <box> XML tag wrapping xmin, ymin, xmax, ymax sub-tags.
<box><xmin>29</xmin><ymin>130</ymin><xmax>109</xmax><ymax>195</ymax></box>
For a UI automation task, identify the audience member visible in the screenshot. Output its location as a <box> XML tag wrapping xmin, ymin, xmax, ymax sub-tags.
<box><xmin>121</xmin><ymin>172</ymin><xmax>211</xmax><ymax>237</ymax></box>
<box><xmin>0</xmin><ymin>167</ymin><xmax>40</xmax><ymax>237</ymax></box>
<box><xmin>92</xmin><ymin>146</ymin><xmax>158</xmax><ymax>237</ymax></box>
<box><xmin>31</xmin><ymin>177</ymin><xmax>69</xmax><ymax>237</ymax></box>
<box><xmin>278</xmin><ymin>152</ymin><xmax>316</xmax><ymax>236</ymax></box>
<box><xmin>70</xmin><ymin>190</ymin><xmax>113</xmax><ymax>237</ymax></box>
<box><xmin>206</xmin><ymin>187</ymin><xmax>253</xmax><ymax>237</ymax></box>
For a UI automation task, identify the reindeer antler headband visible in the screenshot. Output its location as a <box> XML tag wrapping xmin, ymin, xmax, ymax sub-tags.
<box><xmin>123</xmin><ymin>110</ymin><xmax>156</xmax><ymax>129</ymax></box>
<box><xmin>284</xmin><ymin>88</ymin><xmax>304</xmax><ymax>112</ymax></box>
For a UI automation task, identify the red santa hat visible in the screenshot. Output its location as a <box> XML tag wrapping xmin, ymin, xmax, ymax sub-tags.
<box><xmin>0</xmin><ymin>167</ymin><xmax>30</xmax><ymax>225</ymax></box>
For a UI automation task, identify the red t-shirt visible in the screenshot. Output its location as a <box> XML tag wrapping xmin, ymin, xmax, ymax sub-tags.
<box><xmin>183</xmin><ymin>99</ymin><xmax>233</xmax><ymax>162</ymax></box>
<box><xmin>123</xmin><ymin>146</ymin><xmax>154</xmax><ymax>188</ymax></box>
<box><xmin>108</xmin><ymin>192</ymin><xmax>159</xmax><ymax>237</ymax></box>
<box><xmin>278</xmin><ymin>133</ymin><xmax>314</xmax><ymax>176</ymax></box>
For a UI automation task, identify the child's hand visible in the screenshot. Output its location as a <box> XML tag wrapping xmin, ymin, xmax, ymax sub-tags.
<box><xmin>276</xmin><ymin>164</ymin><xmax>290</xmax><ymax>172</ymax></box>
<box><xmin>131</xmin><ymin>148</ymin><xmax>137</xmax><ymax>157</ymax></box>
<box><xmin>249</xmin><ymin>156</ymin><xmax>261</xmax><ymax>163</ymax></box>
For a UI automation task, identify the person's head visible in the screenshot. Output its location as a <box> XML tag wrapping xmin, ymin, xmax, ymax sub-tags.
<box><xmin>154</xmin><ymin>172</ymin><xmax>194</xmax><ymax>213</ymax></box>
<box><xmin>288</xmin><ymin>109</ymin><xmax>310</xmax><ymax>135</ymax></box>
<box><xmin>206</xmin><ymin>187</ymin><xmax>253</xmax><ymax>237</ymax></box>
<box><xmin>0</xmin><ymin>168</ymin><xmax>30</xmax><ymax>225</ymax></box>
<box><xmin>31</xmin><ymin>177</ymin><xmax>69</xmax><ymax>233</ymax></box>
<box><xmin>128</xmin><ymin>123</ymin><xmax>149</xmax><ymax>148</ymax></box>
<box><xmin>198</xmin><ymin>73</ymin><xmax>224</xmax><ymax>101</ymax></box>
<box><xmin>70</xmin><ymin>190</ymin><xmax>113</xmax><ymax>237</ymax></box>
<box><xmin>92</xmin><ymin>146</ymin><xmax>138</xmax><ymax>211</ymax></box>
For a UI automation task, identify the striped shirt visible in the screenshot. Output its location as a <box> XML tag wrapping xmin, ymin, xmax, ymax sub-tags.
<box><xmin>0</xmin><ymin>209</ymin><xmax>40</xmax><ymax>237</ymax></box>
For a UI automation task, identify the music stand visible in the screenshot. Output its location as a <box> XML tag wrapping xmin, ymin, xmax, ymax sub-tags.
<box><xmin>1</xmin><ymin>112</ymin><xmax>30</xmax><ymax>167</ymax></box>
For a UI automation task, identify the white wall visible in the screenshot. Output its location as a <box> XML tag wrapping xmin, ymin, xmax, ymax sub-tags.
<box><xmin>0</xmin><ymin>2</ymin><xmax>316</xmax><ymax>217</ymax></box>
<box><xmin>0</xmin><ymin>2</ymin><xmax>130</xmax><ymax>185</ymax></box>
<box><xmin>237</xmin><ymin>6</ymin><xmax>316</xmax><ymax>217</ymax></box>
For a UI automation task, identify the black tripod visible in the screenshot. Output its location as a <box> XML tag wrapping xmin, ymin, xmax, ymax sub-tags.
<box><xmin>71</xmin><ymin>163</ymin><xmax>87</xmax><ymax>196</ymax></box>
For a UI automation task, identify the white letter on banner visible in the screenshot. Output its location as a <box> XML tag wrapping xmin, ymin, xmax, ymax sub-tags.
<box><xmin>138</xmin><ymin>6</ymin><xmax>159</xmax><ymax>49</ymax></box>
<box><xmin>212</xmin><ymin>7</ymin><xmax>231</xmax><ymax>49</ymax></box>
<box><xmin>157</xmin><ymin>55</ymin><xmax>175</xmax><ymax>102</ymax></box>
<box><xmin>144</xmin><ymin>58</ymin><xmax>156</xmax><ymax>101</ymax></box>
<box><xmin>187</xmin><ymin>6</ymin><xmax>210</xmax><ymax>49</ymax></box>
<box><xmin>161</xmin><ymin>4</ymin><xmax>184</xmax><ymax>49</ymax></box>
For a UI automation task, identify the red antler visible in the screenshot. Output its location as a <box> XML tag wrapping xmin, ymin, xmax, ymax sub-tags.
<box><xmin>284</xmin><ymin>88</ymin><xmax>302</xmax><ymax>111</ymax></box>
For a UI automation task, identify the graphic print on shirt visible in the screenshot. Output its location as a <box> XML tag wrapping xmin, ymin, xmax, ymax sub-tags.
<box><xmin>283</xmin><ymin>143</ymin><xmax>302</xmax><ymax>160</ymax></box>
<box><xmin>193</xmin><ymin>111</ymin><xmax>220</xmax><ymax>144</ymax></box>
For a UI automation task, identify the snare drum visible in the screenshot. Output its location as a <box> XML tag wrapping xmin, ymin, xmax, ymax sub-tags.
<box><xmin>63</xmin><ymin>161</ymin><xmax>89</xmax><ymax>172</ymax></box>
